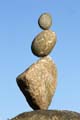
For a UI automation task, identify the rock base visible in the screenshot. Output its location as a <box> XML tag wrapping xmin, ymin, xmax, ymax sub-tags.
<box><xmin>11</xmin><ymin>110</ymin><xmax>80</xmax><ymax>120</ymax></box>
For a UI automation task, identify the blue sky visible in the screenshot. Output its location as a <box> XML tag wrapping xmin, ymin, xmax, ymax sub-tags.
<box><xmin>0</xmin><ymin>0</ymin><xmax>80</xmax><ymax>119</ymax></box>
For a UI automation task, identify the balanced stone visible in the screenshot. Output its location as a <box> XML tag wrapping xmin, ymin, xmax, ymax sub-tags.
<box><xmin>16</xmin><ymin>56</ymin><xmax>57</xmax><ymax>110</ymax></box>
<box><xmin>31</xmin><ymin>30</ymin><xmax>56</xmax><ymax>57</ymax></box>
<box><xmin>38</xmin><ymin>13</ymin><xmax>52</xmax><ymax>30</ymax></box>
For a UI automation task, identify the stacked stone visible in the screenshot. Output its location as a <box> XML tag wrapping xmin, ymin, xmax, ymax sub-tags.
<box><xmin>16</xmin><ymin>13</ymin><xmax>57</xmax><ymax>110</ymax></box>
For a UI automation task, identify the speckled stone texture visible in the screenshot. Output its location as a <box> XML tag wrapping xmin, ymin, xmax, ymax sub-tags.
<box><xmin>11</xmin><ymin>110</ymin><xmax>80</xmax><ymax>120</ymax></box>
<box><xmin>38</xmin><ymin>13</ymin><xmax>52</xmax><ymax>30</ymax></box>
<box><xmin>31</xmin><ymin>30</ymin><xmax>56</xmax><ymax>57</ymax></box>
<box><xmin>16</xmin><ymin>56</ymin><xmax>57</xmax><ymax>110</ymax></box>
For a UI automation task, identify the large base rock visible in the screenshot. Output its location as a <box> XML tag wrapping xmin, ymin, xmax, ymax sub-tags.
<box><xmin>11</xmin><ymin>110</ymin><xmax>80</xmax><ymax>120</ymax></box>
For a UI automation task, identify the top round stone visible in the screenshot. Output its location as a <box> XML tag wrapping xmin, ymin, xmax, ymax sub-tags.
<box><xmin>38</xmin><ymin>13</ymin><xmax>52</xmax><ymax>30</ymax></box>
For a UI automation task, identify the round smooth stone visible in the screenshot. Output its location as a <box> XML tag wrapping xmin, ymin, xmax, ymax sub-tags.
<box><xmin>38</xmin><ymin>13</ymin><xmax>52</xmax><ymax>30</ymax></box>
<box><xmin>31</xmin><ymin>30</ymin><xmax>56</xmax><ymax>57</ymax></box>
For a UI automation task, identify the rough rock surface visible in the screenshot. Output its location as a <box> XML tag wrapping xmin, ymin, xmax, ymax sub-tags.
<box><xmin>38</xmin><ymin>13</ymin><xmax>52</xmax><ymax>30</ymax></box>
<box><xmin>31</xmin><ymin>30</ymin><xmax>56</xmax><ymax>57</ymax></box>
<box><xmin>11</xmin><ymin>110</ymin><xmax>80</xmax><ymax>120</ymax></box>
<box><xmin>16</xmin><ymin>56</ymin><xmax>57</xmax><ymax>110</ymax></box>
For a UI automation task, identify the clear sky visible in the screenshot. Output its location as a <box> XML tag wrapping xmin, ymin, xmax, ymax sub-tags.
<box><xmin>0</xmin><ymin>0</ymin><xmax>80</xmax><ymax>120</ymax></box>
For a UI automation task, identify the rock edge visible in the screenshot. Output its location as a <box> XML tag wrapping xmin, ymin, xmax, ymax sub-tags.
<box><xmin>11</xmin><ymin>110</ymin><xmax>80</xmax><ymax>120</ymax></box>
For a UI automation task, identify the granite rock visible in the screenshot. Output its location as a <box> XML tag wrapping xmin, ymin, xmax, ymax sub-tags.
<box><xmin>11</xmin><ymin>110</ymin><xmax>80</xmax><ymax>120</ymax></box>
<box><xmin>16</xmin><ymin>56</ymin><xmax>57</xmax><ymax>110</ymax></box>
<box><xmin>31</xmin><ymin>30</ymin><xmax>56</xmax><ymax>57</ymax></box>
<box><xmin>38</xmin><ymin>13</ymin><xmax>52</xmax><ymax>30</ymax></box>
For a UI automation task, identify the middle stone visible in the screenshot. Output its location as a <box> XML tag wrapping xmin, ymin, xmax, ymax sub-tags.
<box><xmin>31</xmin><ymin>30</ymin><xmax>56</xmax><ymax>57</ymax></box>
<box><xmin>16</xmin><ymin>56</ymin><xmax>57</xmax><ymax>110</ymax></box>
